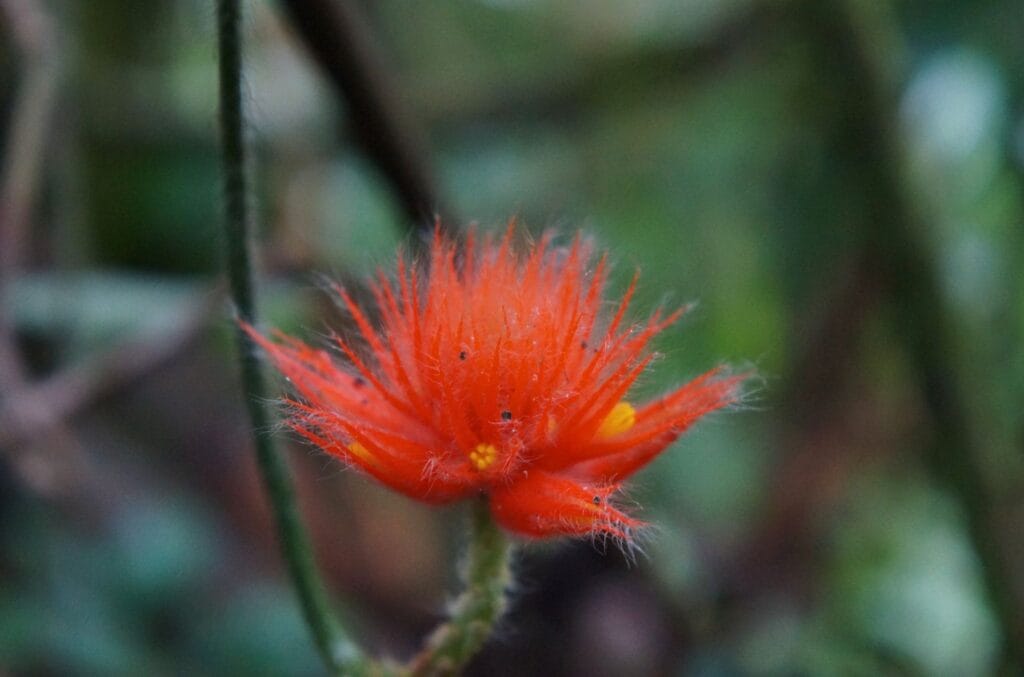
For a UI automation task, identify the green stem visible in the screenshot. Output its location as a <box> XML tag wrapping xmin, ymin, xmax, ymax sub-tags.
<box><xmin>215</xmin><ymin>1</ymin><xmax>360</xmax><ymax>672</ymax></box>
<box><xmin>409</xmin><ymin>498</ymin><xmax>513</xmax><ymax>677</ymax></box>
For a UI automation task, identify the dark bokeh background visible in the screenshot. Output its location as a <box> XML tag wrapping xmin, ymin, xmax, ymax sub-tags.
<box><xmin>2</xmin><ymin>0</ymin><xmax>1023</xmax><ymax>674</ymax></box>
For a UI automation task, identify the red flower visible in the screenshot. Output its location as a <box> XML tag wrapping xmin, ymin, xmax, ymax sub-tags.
<box><xmin>249</xmin><ymin>226</ymin><xmax>742</xmax><ymax>542</ymax></box>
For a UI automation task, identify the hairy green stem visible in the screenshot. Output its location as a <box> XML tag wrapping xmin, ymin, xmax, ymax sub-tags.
<box><xmin>215</xmin><ymin>1</ymin><xmax>360</xmax><ymax>672</ymax></box>
<box><xmin>409</xmin><ymin>499</ymin><xmax>513</xmax><ymax>676</ymax></box>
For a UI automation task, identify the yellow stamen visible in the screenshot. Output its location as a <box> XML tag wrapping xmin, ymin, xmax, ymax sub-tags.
<box><xmin>597</xmin><ymin>401</ymin><xmax>636</xmax><ymax>438</ymax></box>
<box><xmin>469</xmin><ymin>443</ymin><xmax>498</xmax><ymax>471</ymax></box>
<box><xmin>347</xmin><ymin>441</ymin><xmax>374</xmax><ymax>463</ymax></box>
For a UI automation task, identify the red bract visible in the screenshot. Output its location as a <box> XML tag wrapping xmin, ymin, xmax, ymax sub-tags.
<box><xmin>249</xmin><ymin>226</ymin><xmax>742</xmax><ymax>543</ymax></box>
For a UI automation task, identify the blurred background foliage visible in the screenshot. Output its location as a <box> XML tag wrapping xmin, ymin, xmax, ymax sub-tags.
<box><xmin>1</xmin><ymin>0</ymin><xmax>1023</xmax><ymax>674</ymax></box>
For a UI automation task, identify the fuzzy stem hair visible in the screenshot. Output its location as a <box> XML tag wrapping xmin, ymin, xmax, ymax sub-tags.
<box><xmin>409</xmin><ymin>498</ymin><xmax>513</xmax><ymax>676</ymax></box>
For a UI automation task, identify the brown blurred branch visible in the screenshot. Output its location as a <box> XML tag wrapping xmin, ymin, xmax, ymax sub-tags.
<box><xmin>418</xmin><ymin>1</ymin><xmax>782</xmax><ymax>131</ymax></box>
<box><xmin>0</xmin><ymin>290</ymin><xmax>220</xmax><ymax>453</ymax></box>
<box><xmin>0</xmin><ymin>0</ymin><xmax>83</xmax><ymax>494</ymax></box>
<box><xmin>0</xmin><ymin>2</ymin><xmax>215</xmax><ymax>494</ymax></box>
<box><xmin>273</xmin><ymin>0</ymin><xmax>783</xmax><ymax>238</ymax></box>
<box><xmin>0</xmin><ymin>0</ymin><xmax>59</xmax><ymax>368</ymax></box>
<box><xmin>0</xmin><ymin>0</ymin><xmax>58</xmax><ymax>279</ymax></box>
<box><xmin>729</xmin><ymin>251</ymin><xmax>887</xmax><ymax>593</ymax></box>
<box><xmin>796</xmin><ymin>0</ymin><xmax>1024</xmax><ymax>666</ymax></box>
<box><xmin>726</xmin><ymin>6</ymin><xmax>1024</xmax><ymax>669</ymax></box>
<box><xmin>278</xmin><ymin>0</ymin><xmax>454</xmax><ymax>232</ymax></box>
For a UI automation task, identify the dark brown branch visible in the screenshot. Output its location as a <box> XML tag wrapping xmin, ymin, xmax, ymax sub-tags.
<box><xmin>278</xmin><ymin>0</ymin><xmax>453</xmax><ymax>233</ymax></box>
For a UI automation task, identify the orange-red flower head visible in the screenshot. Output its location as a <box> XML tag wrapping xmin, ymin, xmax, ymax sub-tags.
<box><xmin>249</xmin><ymin>226</ymin><xmax>742</xmax><ymax>543</ymax></box>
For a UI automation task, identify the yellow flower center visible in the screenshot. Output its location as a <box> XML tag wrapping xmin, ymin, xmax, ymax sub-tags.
<box><xmin>469</xmin><ymin>442</ymin><xmax>498</xmax><ymax>471</ymax></box>
<box><xmin>597</xmin><ymin>401</ymin><xmax>636</xmax><ymax>438</ymax></box>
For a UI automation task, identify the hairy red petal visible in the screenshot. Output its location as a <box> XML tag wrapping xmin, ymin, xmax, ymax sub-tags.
<box><xmin>556</xmin><ymin>369</ymin><xmax>744</xmax><ymax>481</ymax></box>
<box><xmin>490</xmin><ymin>471</ymin><xmax>642</xmax><ymax>541</ymax></box>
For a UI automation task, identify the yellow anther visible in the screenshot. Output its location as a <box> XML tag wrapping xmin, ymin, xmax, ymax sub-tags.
<box><xmin>347</xmin><ymin>441</ymin><xmax>374</xmax><ymax>463</ymax></box>
<box><xmin>469</xmin><ymin>443</ymin><xmax>498</xmax><ymax>471</ymax></box>
<box><xmin>597</xmin><ymin>401</ymin><xmax>636</xmax><ymax>438</ymax></box>
<box><xmin>547</xmin><ymin>416</ymin><xmax>558</xmax><ymax>434</ymax></box>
